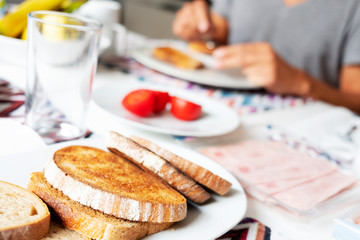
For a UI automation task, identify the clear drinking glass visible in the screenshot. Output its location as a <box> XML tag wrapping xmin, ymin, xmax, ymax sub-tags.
<box><xmin>25</xmin><ymin>11</ymin><xmax>102</xmax><ymax>144</ymax></box>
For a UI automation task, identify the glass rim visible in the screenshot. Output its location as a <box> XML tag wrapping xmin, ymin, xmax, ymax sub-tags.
<box><xmin>28</xmin><ymin>10</ymin><xmax>102</xmax><ymax>31</ymax></box>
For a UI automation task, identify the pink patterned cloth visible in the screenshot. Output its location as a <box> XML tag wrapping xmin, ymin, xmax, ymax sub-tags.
<box><xmin>0</xmin><ymin>79</ymin><xmax>25</xmax><ymax>119</ymax></box>
<box><xmin>217</xmin><ymin>218</ymin><xmax>271</xmax><ymax>240</ymax></box>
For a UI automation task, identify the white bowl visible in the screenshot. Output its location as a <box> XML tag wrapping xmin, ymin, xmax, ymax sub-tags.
<box><xmin>0</xmin><ymin>34</ymin><xmax>110</xmax><ymax>68</ymax></box>
<box><xmin>0</xmin><ymin>35</ymin><xmax>27</xmax><ymax>67</ymax></box>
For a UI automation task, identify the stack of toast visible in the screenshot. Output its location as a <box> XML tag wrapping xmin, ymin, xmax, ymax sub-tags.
<box><xmin>1</xmin><ymin>131</ymin><xmax>232</xmax><ymax>240</ymax></box>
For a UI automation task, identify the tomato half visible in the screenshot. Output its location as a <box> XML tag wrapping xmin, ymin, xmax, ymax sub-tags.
<box><xmin>170</xmin><ymin>96</ymin><xmax>202</xmax><ymax>121</ymax></box>
<box><xmin>122</xmin><ymin>89</ymin><xmax>155</xmax><ymax>117</ymax></box>
<box><xmin>153</xmin><ymin>91</ymin><xmax>170</xmax><ymax>114</ymax></box>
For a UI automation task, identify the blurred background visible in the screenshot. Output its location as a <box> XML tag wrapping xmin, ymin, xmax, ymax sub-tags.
<box><xmin>7</xmin><ymin>0</ymin><xmax>191</xmax><ymax>39</ymax></box>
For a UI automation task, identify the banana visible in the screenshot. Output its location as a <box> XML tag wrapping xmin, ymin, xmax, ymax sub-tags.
<box><xmin>21</xmin><ymin>26</ymin><xmax>27</xmax><ymax>40</ymax></box>
<box><xmin>0</xmin><ymin>0</ymin><xmax>64</xmax><ymax>38</ymax></box>
<box><xmin>40</xmin><ymin>14</ymin><xmax>84</xmax><ymax>41</ymax></box>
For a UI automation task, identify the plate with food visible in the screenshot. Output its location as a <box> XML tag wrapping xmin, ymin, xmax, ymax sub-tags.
<box><xmin>131</xmin><ymin>40</ymin><xmax>259</xmax><ymax>89</ymax></box>
<box><xmin>91</xmin><ymin>79</ymin><xmax>240</xmax><ymax>137</ymax></box>
<box><xmin>0</xmin><ymin>132</ymin><xmax>247</xmax><ymax>240</ymax></box>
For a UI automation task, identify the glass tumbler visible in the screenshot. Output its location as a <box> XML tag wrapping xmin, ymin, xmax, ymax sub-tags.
<box><xmin>25</xmin><ymin>11</ymin><xmax>102</xmax><ymax>144</ymax></box>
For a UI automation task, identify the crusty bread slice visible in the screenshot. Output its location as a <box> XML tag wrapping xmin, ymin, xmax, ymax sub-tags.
<box><xmin>130</xmin><ymin>135</ymin><xmax>232</xmax><ymax>195</ymax></box>
<box><xmin>153</xmin><ymin>47</ymin><xmax>204</xmax><ymax>70</ymax></box>
<box><xmin>42</xmin><ymin>221</ymin><xmax>90</xmax><ymax>240</ymax></box>
<box><xmin>29</xmin><ymin>172</ymin><xmax>173</xmax><ymax>240</ymax></box>
<box><xmin>107</xmin><ymin>131</ymin><xmax>211</xmax><ymax>204</ymax></box>
<box><xmin>0</xmin><ymin>181</ymin><xmax>50</xmax><ymax>240</ymax></box>
<box><xmin>43</xmin><ymin>146</ymin><xmax>186</xmax><ymax>223</ymax></box>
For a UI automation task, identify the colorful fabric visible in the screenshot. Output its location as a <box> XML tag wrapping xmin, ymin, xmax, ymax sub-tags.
<box><xmin>0</xmin><ymin>79</ymin><xmax>24</xmax><ymax>120</ymax></box>
<box><xmin>105</xmin><ymin>57</ymin><xmax>312</xmax><ymax>115</ymax></box>
<box><xmin>217</xmin><ymin>218</ymin><xmax>271</xmax><ymax>240</ymax></box>
<box><xmin>0</xmin><ymin>79</ymin><xmax>92</xmax><ymax>143</ymax></box>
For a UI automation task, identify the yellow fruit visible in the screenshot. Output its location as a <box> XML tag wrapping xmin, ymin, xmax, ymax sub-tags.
<box><xmin>40</xmin><ymin>14</ymin><xmax>84</xmax><ymax>41</ymax></box>
<box><xmin>0</xmin><ymin>0</ymin><xmax>65</xmax><ymax>38</ymax></box>
<box><xmin>21</xmin><ymin>26</ymin><xmax>27</xmax><ymax>40</ymax></box>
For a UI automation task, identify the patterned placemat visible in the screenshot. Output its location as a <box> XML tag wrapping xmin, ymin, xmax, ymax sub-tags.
<box><xmin>0</xmin><ymin>79</ymin><xmax>92</xmax><ymax>143</ymax></box>
<box><xmin>0</xmin><ymin>79</ymin><xmax>25</xmax><ymax>120</ymax></box>
<box><xmin>217</xmin><ymin>218</ymin><xmax>271</xmax><ymax>240</ymax></box>
<box><xmin>102</xmin><ymin>57</ymin><xmax>312</xmax><ymax>115</ymax></box>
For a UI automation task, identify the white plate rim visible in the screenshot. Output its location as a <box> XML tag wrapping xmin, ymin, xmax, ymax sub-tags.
<box><xmin>131</xmin><ymin>40</ymin><xmax>259</xmax><ymax>89</ymax></box>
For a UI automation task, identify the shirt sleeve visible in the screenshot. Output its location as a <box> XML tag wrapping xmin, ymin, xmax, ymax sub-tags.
<box><xmin>211</xmin><ymin>0</ymin><xmax>231</xmax><ymax>19</ymax></box>
<box><xmin>343</xmin><ymin>4</ymin><xmax>360</xmax><ymax>65</ymax></box>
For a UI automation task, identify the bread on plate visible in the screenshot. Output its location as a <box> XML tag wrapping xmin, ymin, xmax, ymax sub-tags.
<box><xmin>0</xmin><ymin>180</ymin><xmax>50</xmax><ymax>240</ymax></box>
<box><xmin>188</xmin><ymin>41</ymin><xmax>216</xmax><ymax>55</ymax></box>
<box><xmin>29</xmin><ymin>172</ymin><xmax>173</xmax><ymax>240</ymax></box>
<box><xmin>107</xmin><ymin>131</ymin><xmax>211</xmax><ymax>204</ymax></box>
<box><xmin>130</xmin><ymin>135</ymin><xmax>232</xmax><ymax>195</ymax></box>
<box><xmin>153</xmin><ymin>47</ymin><xmax>204</xmax><ymax>70</ymax></box>
<box><xmin>43</xmin><ymin>145</ymin><xmax>187</xmax><ymax>223</ymax></box>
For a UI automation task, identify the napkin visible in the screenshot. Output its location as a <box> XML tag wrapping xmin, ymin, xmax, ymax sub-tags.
<box><xmin>267</xmin><ymin>107</ymin><xmax>360</xmax><ymax>171</ymax></box>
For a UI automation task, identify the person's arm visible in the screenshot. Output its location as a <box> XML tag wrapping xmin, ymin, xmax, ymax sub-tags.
<box><xmin>299</xmin><ymin>65</ymin><xmax>360</xmax><ymax>113</ymax></box>
<box><xmin>210</xmin><ymin>12</ymin><xmax>228</xmax><ymax>45</ymax></box>
<box><xmin>213</xmin><ymin>43</ymin><xmax>360</xmax><ymax>113</ymax></box>
<box><xmin>172</xmin><ymin>0</ymin><xmax>228</xmax><ymax>44</ymax></box>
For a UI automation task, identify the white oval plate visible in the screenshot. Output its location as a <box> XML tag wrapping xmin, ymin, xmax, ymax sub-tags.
<box><xmin>92</xmin><ymin>80</ymin><xmax>240</xmax><ymax>137</ymax></box>
<box><xmin>0</xmin><ymin>137</ymin><xmax>246</xmax><ymax>240</ymax></box>
<box><xmin>131</xmin><ymin>40</ymin><xmax>259</xmax><ymax>89</ymax></box>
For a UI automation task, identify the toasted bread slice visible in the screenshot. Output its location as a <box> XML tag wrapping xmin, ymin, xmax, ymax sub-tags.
<box><xmin>188</xmin><ymin>41</ymin><xmax>215</xmax><ymax>55</ymax></box>
<box><xmin>29</xmin><ymin>172</ymin><xmax>173</xmax><ymax>240</ymax></box>
<box><xmin>0</xmin><ymin>181</ymin><xmax>50</xmax><ymax>240</ymax></box>
<box><xmin>107</xmin><ymin>131</ymin><xmax>211</xmax><ymax>204</ymax></box>
<box><xmin>130</xmin><ymin>135</ymin><xmax>232</xmax><ymax>195</ymax></box>
<box><xmin>153</xmin><ymin>47</ymin><xmax>204</xmax><ymax>70</ymax></box>
<box><xmin>43</xmin><ymin>146</ymin><xmax>186</xmax><ymax>223</ymax></box>
<box><xmin>42</xmin><ymin>221</ymin><xmax>90</xmax><ymax>240</ymax></box>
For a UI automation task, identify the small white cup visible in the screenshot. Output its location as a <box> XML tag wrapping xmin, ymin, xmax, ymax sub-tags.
<box><xmin>77</xmin><ymin>0</ymin><xmax>121</xmax><ymax>41</ymax></box>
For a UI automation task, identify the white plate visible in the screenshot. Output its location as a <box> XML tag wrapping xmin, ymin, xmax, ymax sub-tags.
<box><xmin>0</xmin><ymin>119</ymin><xmax>45</xmax><ymax>156</ymax></box>
<box><xmin>0</xmin><ymin>137</ymin><xmax>247</xmax><ymax>240</ymax></box>
<box><xmin>92</xmin><ymin>80</ymin><xmax>240</xmax><ymax>137</ymax></box>
<box><xmin>131</xmin><ymin>40</ymin><xmax>259</xmax><ymax>89</ymax></box>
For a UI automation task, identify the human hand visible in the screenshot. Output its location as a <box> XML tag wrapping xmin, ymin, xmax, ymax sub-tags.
<box><xmin>213</xmin><ymin>43</ymin><xmax>309</xmax><ymax>95</ymax></box>
<box><xmin>172</xmin><ymin>0</ymin><xmax>215</xmax><ymax>41</ymax></box>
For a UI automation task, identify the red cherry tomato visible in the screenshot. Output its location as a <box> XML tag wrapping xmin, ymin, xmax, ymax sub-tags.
<box><xmin>170</xmin><ymin>96</ymin><xmax>202</xmax><ymax>121</ymax></box>
<box><xmin>153</xmin><ymin>91</ymin><xmax>170</xmax><ymax>114</ymax></box>
<box><xmin>122</xmin><ymin>89</ymin><xmax>155</xmax><ymax>117</ymax></box>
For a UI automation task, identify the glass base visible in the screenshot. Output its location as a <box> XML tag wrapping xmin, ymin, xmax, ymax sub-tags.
<box><xmin>34</xmin><ymin>121</ymin><xmax>85</xmax><ymax>144</ymax></box>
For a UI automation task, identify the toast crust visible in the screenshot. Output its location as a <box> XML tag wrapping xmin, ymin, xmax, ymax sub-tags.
<box><xmin>43</xmin><ymin>146</ymin><xmax>186</xmax><ymax>223</ymax></box>
<box><xmin>0</xmin><ymin>181</ymin><xmax>50</xmax><ymax>240</ymax></box>
<box><xmin>107</xmin><ymin>132</ymin><xmax>211</xmax><ymax>204</ymax></box>
<box><xmin>28</xmin><ymin>172</ymin><xmax>173</xmax><ymax>240</ymax></box>
<box><xmin>153</xmin><ymin>47</ymin><xmax>204</xmax><ymax>70</ymax></box>
<box><xmin>188</xmin><ymin>41</ymin><xmax>215</xmax><ymax>55</ymax></box>
<box><xmin>130</xmin><ymin>135</ymin><xmax>232</xmax><ymax>195</ymax></box>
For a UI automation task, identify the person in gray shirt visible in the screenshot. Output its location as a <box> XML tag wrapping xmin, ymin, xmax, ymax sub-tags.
<box><xmin>173</xmin><ymin>0</ymin><xmax>360</xmax><ymax>113</ymax></box>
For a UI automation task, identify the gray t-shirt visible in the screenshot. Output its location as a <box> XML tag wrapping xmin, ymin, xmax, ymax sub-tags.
<box><xmin>212</xmin><ymin>0</ymin><xmax>360</xmax><ymax>87</ymax></box>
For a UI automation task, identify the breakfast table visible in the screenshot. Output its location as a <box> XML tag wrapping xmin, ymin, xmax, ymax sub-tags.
<box><xmin>1</xmin><ymin>36</ymin><xmax>359</xmax><ymax>240</ymax></box>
